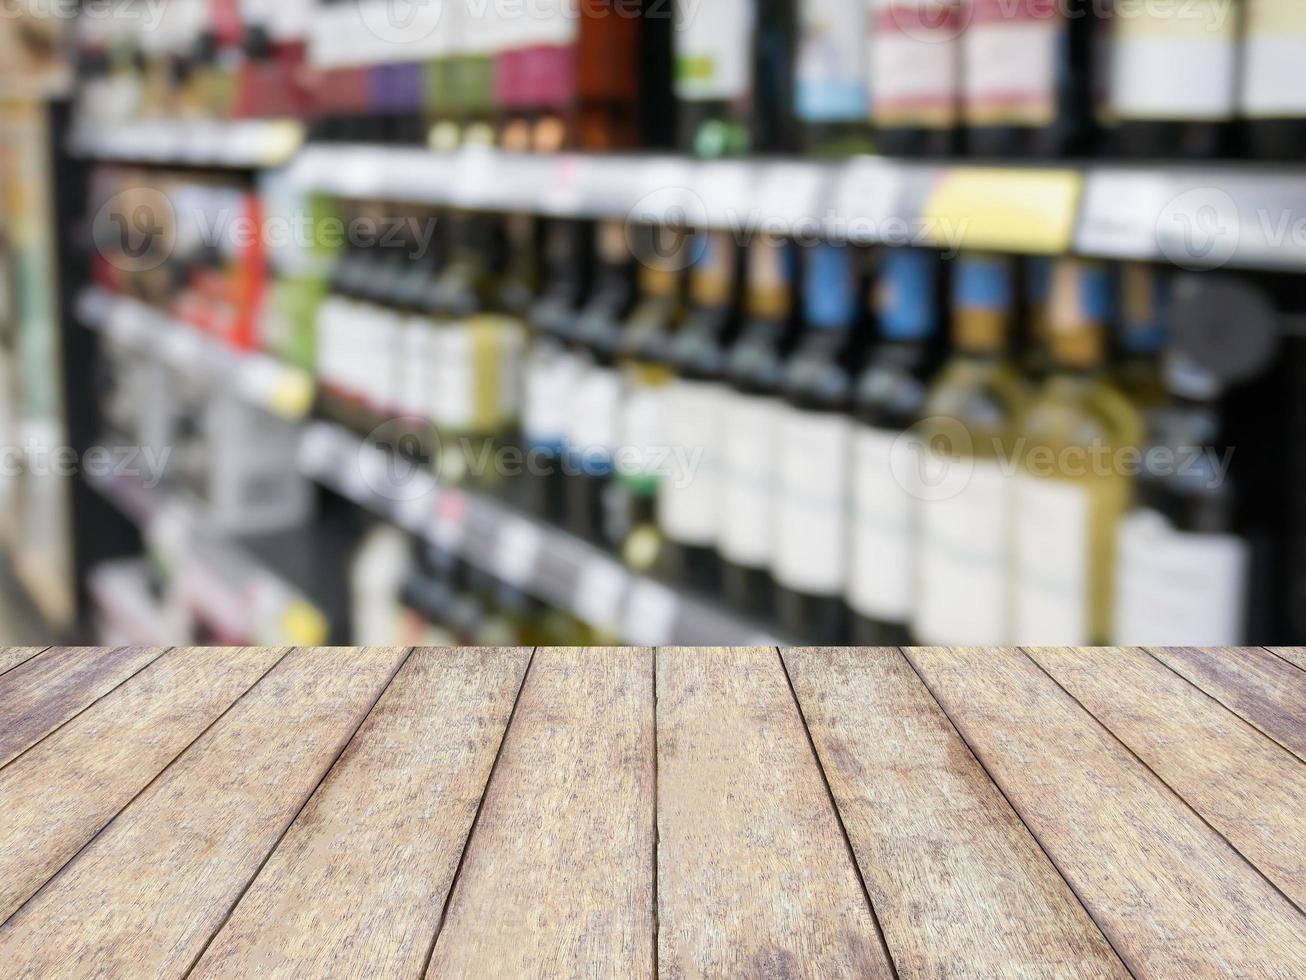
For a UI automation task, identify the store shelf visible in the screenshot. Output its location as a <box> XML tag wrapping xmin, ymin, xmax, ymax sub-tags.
<box><xmin>297</xmin><ymin>421</ymin><xmax>784</xmax><ymax>647</ymax></box>
<box><xmin>68</xmin><ymin>119</ymin><xmax>304</xmax><ymax>168</ymax></box>
<box><xmin>285</xmin><ymin>144</ymin><xmax>1306</xmax><ymax>269</ymax></box>
<box><xmin>76</xmin><ymin>287</ymin><xmax>316</xmax><ymax>422</ymax></box>
<box><xmin>85</xmin><ymin>467</ymin><xmax>333</xmax><ymax>646</ymax></box>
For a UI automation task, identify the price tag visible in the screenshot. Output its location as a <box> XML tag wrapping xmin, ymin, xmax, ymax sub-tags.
<box><xmin>432</xmin><ymin>490</ymin><xmax>468</xmax><ymax>552</ymax></box>
<box><xmin>756</xmin><ymin>162</ymin><xmax>828</xmax><ymax>232</ymax></box>
<box><xmin>493</xmin><ymin>519</ymin><xmax>543</xmax><ymax>588</ymax></box>
<box><xmin>829</xmin><ymin>158</ymin><xmax>905</xmax><ymax>243</ymax></box>
<box><xmin>693</xmin><ymin>160</ymin><xmax>754</xmax><ymax>230</ymax></box>
<box><xmin>281</xmin><ymin>599</ymin><xmax>329</xmax><ymax>646</ymax></box>
<box><xmin>573</xmin><ymin>557</ymin><xmax>630</xmax><ymax>633</ymax></box>
<box><xmin>239</xmin><ymin>355</ymin><xmax>315</xmax><ymax>419</ymax></box>
<box><xmin>256</xmin><ymin>121</ymin><xmax>305</xmax><ymax>168</ymax></box>
<box><xmin>452</xmin><ymin>146</ymin><xmax>498</xmax><ymax>209</ymax></box>
<box><xmin>540</xmin><ymin>153</ymin><xmax>587</xmax><ymax>215</ymax></box>
<box><xmin>621</xmin><ymin>580</ymin><xmax>680</xmax><ymax>646</ymax></box>
<box><xmin>925</xmin><ymin>167</ymin><xmax>1082</xmax><ymax>255</ymax></box>
<box><xmin>1075</xmin><ymin>170</ymin><xmax>1172</xmax><ymax>260</ymax></box>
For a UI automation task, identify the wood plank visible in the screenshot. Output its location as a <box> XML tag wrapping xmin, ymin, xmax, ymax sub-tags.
<box><xmin>1150</xmin><ymin>647</ymin><xmax>1306</xmax><ymax>764</ymax></box>
<box><xmin>0</xmin><ymin>646</ymin><xmax>165</xmax><ymax>768</ymax></box>
<box><xmin>1269</xmin><ymin>648</ymin><xmax>1306</xmax><ymax>672</ymax></box>
<box><xmin>426</xmin><ymin>647</ymin><xmax>654</xmax><ymax>978</ymax></box>
<box><xmin>907</xmin><ymin>647</ymin><xmax>1306</xmax><ymax>977</ymax></box>
<box><xmin>657</xmin><ymin>647</ymin><xmax>893</xmax><ymax>978</ymax></box>
<box><xmin>0</xmin><ymin>646</ymin><xmax>409</xmax><ymax>976</ymax></box>
<box><xmin>0</xmin><ymin>646</ymin><xmax>287</xmax><ymax>923</ymax></box>
<box><xmin>0</xmin><ymin>648</ymin><xmax>47</xmax><ymax>677</ymax></box>
<box><xmin>787</xmin><ymin>647</ymin><xmax>1128</xmax><ymax>978</ymax></box>
<box><xmin>1030</xmin><ymin>646</ymin><xmax>1306</xmax><ymax>912</ymax></box>
<box><xmin>189</xmin><ymin>647</ymin><xmax>530</xmax><ymax>979</ymax></box>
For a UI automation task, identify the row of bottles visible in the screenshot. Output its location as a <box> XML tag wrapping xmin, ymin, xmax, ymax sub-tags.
<box><xmin>310</xmin><ymin>206</ymin><xmax>1282</xmax><ymax>646</ymax></box>
<box><xmin>74</xmin><ymin>0</ymin><xmax>1306</xmax><ymax>159</ymax></box>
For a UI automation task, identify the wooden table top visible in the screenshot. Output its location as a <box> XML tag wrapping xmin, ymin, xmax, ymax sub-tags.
<box><xmin>0</xmin><ymin>646</ymin><xmax>1304</xmax><ymax>978</ymax></box>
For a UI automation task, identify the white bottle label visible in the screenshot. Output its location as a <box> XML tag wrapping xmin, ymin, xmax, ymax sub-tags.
<box><xmin>674</xmin><ymin>0</ymin><xmax>754</xmax><ymax>101</ymax></box>
<box><xmin>658</xmin><ymin>379</ymin><xmax>726</xmax><ymax>547</ymax></box>
<box><xmin>962</xmin><ymin>0</ymin><xmax>1060</xmax><ymax>126</ymax></box>
<box><xmin>871</xmin><ymin>1</ymin><xmax>961</xmax><ymax>127</ymax></box>
<box><xmin>1110</xmin><ymin>1</ymin><xmax>1238</xmax><ymax>121</ymax></box>
<box><xmin>399</xmin><ymin>315</ymin><xmax>433</xmax><ymax>419</ymax></box>
<box><xmin>796</xmin><ymin>0</ymin><xmax>870</xmax><ymax>121</ymax></box>
<box><xmin>848</xmin><ymin>425</ymin><xmax>916</xmax><ymax>622</ymax></box>
<box><xmin>523</xmin><ymin>341</ymin><xmax>579</xmax><ymax>449</ymax></box>
<box><xmin>616</xmin><ymin>382</ymin><xmax>668</xmax><ymax>480</ymax></box>
<box><xmin>718</xmin><ymin>391</ymin><xmax>780</xmax><ymax>569</ymax></box>
<box><xmin>913</xmin><ymin>455</ymin><xmax>1011</xmax><ymax>645</ymax></box>
<box><xmin>1242</xmin><ymin>1</ymin><xmax>1306</xmax><ymax>116</ymax></box>
<box><xmin>1113</xmin><ymin>508</ymin><xmax>1248</xmax><ymax>646</ymax></box>
<box><xmin>429</xmin><ymin>325</ymin><xmax>473</xmax><ymax>430</ymax></box>
<box><xmin>569</xmin><ymin>365</ymin><xmax>622</xmax><ymax>461</ymax></box>
<box><xmin>1011</xmin><ymin>475</ymin><xmax>1090</xmax><ymax>646</ymax></box>
<box><xmin>772</xmin><ymin>408</ymin><xmax>851</xmax><ymax>596</ymax></box>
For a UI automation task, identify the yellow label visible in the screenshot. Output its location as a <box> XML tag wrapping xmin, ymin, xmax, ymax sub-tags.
<box><xmin>281</xmin><ymin>600</ymin><xmax>328</xmax><ymax>646</ymax></box>
<box><xmin>1247</xmin><ymin>0</ymin><xmax>1306</xmax><ymax>33</ymax></box>
<box><xmin>1114</xmin><ymin>0</ymin><xmax>1237</xmax><ymax>39</ymax></box>
<box><xmin>924</xmin><ymin>168</ymin><xmax>1081</xmax><ymax>255</ymax></box>
<box><xmin>268</xmin><ymin>370</ymin><xmax>315</xmax><ymax>419</ymax></box>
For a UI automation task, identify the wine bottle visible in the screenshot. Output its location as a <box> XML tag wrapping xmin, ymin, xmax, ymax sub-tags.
<box><xmin>1023</xmin><ymin>256</ymin><xmax>1054</xmax><ymax>382</ymax></box>
<box><xmin>1114</xmin><ymin>263</ymin><xmax>1169</xmax><ymax>416</ymax></box>
<box><xmin>674</xmin><ymin>0</ymin><xmax>796</xmax><ymax>155</ymax></box>
<box><xmin>848</xmin><ymin>247</ymin><xmax>942</xmax><ymax>645</ymax></box>
<box><xmin>660</xmin><ymin>231</ymin><xmax>744</xmax><ymax>595</ymax></box>
<box><xmin>773</xmin><ymin>242</ymin><xmax>863</xmax><ymax>643</ymax></box>
<box><xmin>870</xmin><ymin>0</ymin><xmax>961</xmax><ymax>156</ymax></box>
<box><xmin>1113</xmin><ymin>350</ymin><xmax>1248</xmax><ymax>645</ymax></box>
<box><xmin>612</xmin><ymin>225</ymin><xmax>691</xmax><ymax>576</ymax></box>
<box><xmin>1106</xmin><ymin>0</ymin><xmax>1238</xmax><ymax>158</ymax></box>
<box><xmin>913</xmin><ymin>253</ymin><xmax>1027</xmax><ymax>645</ymax></box>
<box><xmin>1012</xmin><ymin>258</ymin><xmax>1142</xmax><ymax>645</ymax></box>
<box><xmin>523</xmin><ymin>220</ymin><xmax>589</xmax><ymax>523</ymax></box>
<box><xmin>717</xmin><ymin>233</ymin><xmax>799</xmax><ymax>619</ymax></box>
<box><xmin>795</xmin><ymin>0</ymin><xmax>873</xmax><ymax>155</ymax></box>
<box><xmin>566</xmin><ymin>220</ymin><xmax>638</xmax><ymax>546</ymax></box>
<box><xmin>1242</xmin><ymin>1</ymin><xmax>1306</xmax><ymax>159</ymax></box>
<box><xmin>961</xmin><ymin>0</ymin><xmax>1092</xmax><ymax>157</ymax></box>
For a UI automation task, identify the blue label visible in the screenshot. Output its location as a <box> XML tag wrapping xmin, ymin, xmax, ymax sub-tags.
<box><xmin>954</xmin><ymin>255</ymin><xmax>1012</xmax><ymax>312</ymax></box>
<box><xmin>796</xmin><ymin>82</ymin><xmax>870</xmax><ymax>122</ymax></box>
<box><xmin>1122</xmin><ymin>268</ymin><xmax>1170</xmax><ymax>352</ymax></box>
<box><xmin>879</xmin><ymin>249</ymin><xmax>938</xmax><ymax>341</ymax></box>
<box><xmin>1077</xmin><ymin>262</ymin><xmax>1117</xmax><ymax>324</ymax></box>
<box><xmin>805</xmin><ymin>244</ymin><xmax>858</xmax><ymax>329</ymax></box>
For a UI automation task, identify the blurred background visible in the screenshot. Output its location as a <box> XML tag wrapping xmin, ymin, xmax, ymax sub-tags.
<box><xmin>2</xmin><ymin>0</ymin><xmax>1305</xmax><ymax>648</ymax></box>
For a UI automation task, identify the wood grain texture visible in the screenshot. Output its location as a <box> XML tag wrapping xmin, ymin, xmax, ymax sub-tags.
<box><xmin>190</xmin><ymin>647</ymin><xmax>530</xmax><ymax>979</ymax></box>
<box><xmin>658</xmin><ymin>647</ymin><xmax>893</xmax><ymax>979</ymax></box>
<box><xmin>0</xmin><ymin>648</ymin><xmax>47</xmax><ymax>677</ymax></box>
<box><xmin>1150</xmin><ymin>647</ymin><xmax>1306</xmax><ymax>764</ymax></box>
<box><xmin>0</xmin><ymin>646</ymin><xmax>409</xmax><ymax>979</ymax></box>
<box><xmin>907</xmin><ymin>647</ymin><xmax>1306</xmax><ymax>978</ymax></box>
<box><xmin>0</xmin><ymin>646</ymin><xmax>165</xmax><ymax>768</ymax></box>
<box><xmin>0</xmin><ymin>647</ymin><xmax>287</xmax><ymax>924</ymax></box>
<box><xmin>426</xmin><ymin>647</ymin><xmax>654</xmax><ymax>978</ymax></box>
<box><xmin>1029</xmin><ymin>646</ymin><xmax>1306</xmax><ymax>912</ymax></box>
<box><xmin>787</xmin><ymin>647</ymin><xmax>1128</xmax><ymax>978</ymax></box>
<box><xmin>1269</xmin><ymin>648</ymin><xmax>1306</xmax><ymax>672</ymax></box>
